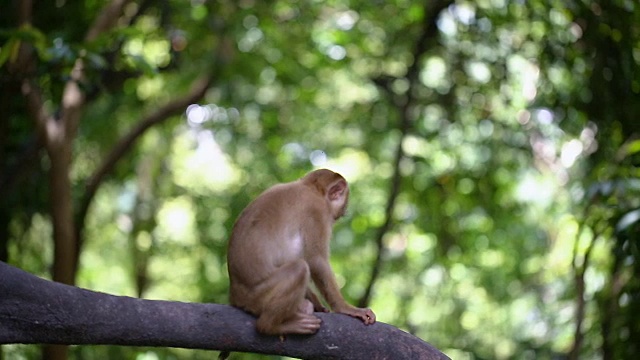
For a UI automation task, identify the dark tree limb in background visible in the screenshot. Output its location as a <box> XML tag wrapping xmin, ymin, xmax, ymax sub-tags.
<box><xmin>568</xmin><ymin>222</ymin><xmax>601</xmax><ymax>360</ymax></box>
<box><xmin>359</xmin><ymin>0</ymin><xmax>454</xmax><ymax>308</ymax></box>
<box><xmin>73</xmin><ymin>74</ymin><xmax>213</xmax><ymax>274</ymax></box>
<box><xmin>72</xmin><ymin>6</ymin><xmax>238</xmax><ymax>278</ymax></box>
<box><xmin>0</xmin><ymin>262</ymin><xmax>449</xmax><ymax>360</ymax></box>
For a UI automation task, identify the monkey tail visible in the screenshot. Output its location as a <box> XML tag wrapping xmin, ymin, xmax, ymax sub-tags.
<box><xmin>218</xmin><ymin>350</ymin><xmax>231</xmax><ymax>360</ymax></box>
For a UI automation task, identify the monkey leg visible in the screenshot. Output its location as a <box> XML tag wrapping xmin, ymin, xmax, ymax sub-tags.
<box><xmin>306</xmin><ymin>288</ymin><xmax>328</xmax><ymax>313</ymax></box>
<box><xmin>254</xmin><ymin>259</ymin><xmax>322</xmax><ymax>335</ymax></box>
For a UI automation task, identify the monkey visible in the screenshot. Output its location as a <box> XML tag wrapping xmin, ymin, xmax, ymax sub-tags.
<box><xmin>226</xmin><ymin>169</ymin><xmax>376</xmax><ymax>335</ymax></box>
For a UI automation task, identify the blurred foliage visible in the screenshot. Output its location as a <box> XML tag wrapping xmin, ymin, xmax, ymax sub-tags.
<box><xmin>1</xmin><ymin>0</ymin><xmax>639</xmax><ymax>359</ymax></box>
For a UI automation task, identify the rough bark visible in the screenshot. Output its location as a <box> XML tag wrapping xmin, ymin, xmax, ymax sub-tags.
<box><xmin>0</xmin><ymin>262</ymin><xmax>449</xmax><ymax>360</ymax></box>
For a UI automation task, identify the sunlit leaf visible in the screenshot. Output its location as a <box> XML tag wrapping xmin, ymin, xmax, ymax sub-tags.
<box><xmin>620</xmin><ymin>139</ymin><xmax>640</xmax><ymax>158</ymax></box>
<box><xmin>128</xmin><ymin>54</ymin><xmax>157</xmax><ymax>75</ymax></box>
<box><xmin>0</xmin><ymin>38</ymin><xmax>19</xmax><ymax>67</ymax></box>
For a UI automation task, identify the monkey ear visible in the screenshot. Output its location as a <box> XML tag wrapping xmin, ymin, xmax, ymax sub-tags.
<box><xmin>327</xmin><ymin>180</ymin><xmax>347</xmax><ymax>201</ymax></box>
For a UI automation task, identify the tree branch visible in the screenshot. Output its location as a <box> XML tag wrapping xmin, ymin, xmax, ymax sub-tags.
<box><xmin>568</xmin><ymin>224</ymin><xmax>601</xmax><ymax>360</ymax></box>
<box><xmin>85</xmin><ymin>0</ymin><xmax>130</xmax><ymax>42</ymax></box>
<box><xmin>0</xmin><ymin>262</ymin><xmax>449</xmax><ymax>360</ymax></box>
<box><xmin>73</xmin><ymin>75</ymin><xmax>213</xmax><ymax>274</ymax></box>
<box><xmin>359</xmin><ymin>0</ymin><xmax>453</xmax><ymax>308</ymax></box>
<box><xmin>14</xmin><ymin>0</ymin><xmax>49</xmax><ymax>137</ymax></box>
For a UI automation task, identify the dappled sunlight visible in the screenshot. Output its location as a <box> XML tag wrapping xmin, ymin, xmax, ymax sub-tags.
<box><xmin>507</xmin><ymin>55</ymin><xmax>540</xmax><ymax>104</ymax></box>
<box><xmin>186</xmin><ymin>103</ymin><xmax>240</xmax><ymax>126</ymax></box>
<box><xmin>525</xmin><ymin>112</ymin><xmax>600</xmax><ymax>185</ymax></box>
<box><xmin>322</xmin><ymin>148</ymin><xmax>372</xmax><ymax>182</ymax></box>
<box><xmin>312</xmin><ymin>8</ymin><xmax>358</xmax><ymax>61</ymax></box>
<box><xmin>560</xmin><ymin>139</ymin><xmax>583</xmax><ymax>168</ymax></box>
<box><xmin>145</xmin><ymin>255</ymin><xmax>201</xmax><ymax>301</ymax></box>
<box><xmin>121</xmin><ymin>14</ymin><xmax>172</xmax><ymax>82</ymax></box>
<box><xmin>155</xmin><ymin>196</ymin><xmax>196</xmax><ymax>245</ymax></box>
<box><xmin>314</xmin><ymin>69</ymin><xmax>379</xmax><ymax>109</ymax></box>
<box><xmin>136</xmin><ymin>76</ymin><xmax>166</xmax><ymax>100</ymax></box>
<box><xmin>171</xmin><ymin>128</ymin><xmax>240</xmax><ymax>194</ymax></box>
<box><xmin>420</xmin><ymin>56</ymin><xmax>449</xmax><ymax>92</ymax></box>
<box><xmin>309</xmin><ymin>149</ymin><xmax>328</xmax><ymax>166</ymax></box>
<box><xmin>466</xmin><ymin>61</ymin><xmax>492</xmax><ymax>84</ymax></box>
<box><xmin>515</xmin><ymin>172</ymin><xmax>556</xmax><ymax>207</ymax></box>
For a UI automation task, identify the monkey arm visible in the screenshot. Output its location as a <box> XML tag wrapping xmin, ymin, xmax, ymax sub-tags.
<box><xmin>306</xmin><ymin>288</ymin><xmax>329</xmax><ymax>312</ymax></box>
<box><xmin>308</xmin><ymin>257</ymin><xmax>349</xmax><ymax>310</ymax></box>
<box><xmin>306</xmin><ymin>258</ymin><xmax>373</xmax><ymax>323</ymax></box>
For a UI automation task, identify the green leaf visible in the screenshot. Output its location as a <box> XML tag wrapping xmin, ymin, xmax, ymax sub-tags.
<box><xmin>0</xmin><ymin>38</ymin><xmax>20</xmax><ymax>68</ymax></box>
<box><xmin>622</xmin><ymin>139</ymin><xmax>640</xmax><ymax>157</ymax></box>
<box><xmin>129</xmin><ymin>55</ymin><xmax>157</xmax><ymax>76</ymax></box>
<box><xmin>0</xmin><ymin>25</ymin><xmax>49</xmax><ymax>67</ymax></box>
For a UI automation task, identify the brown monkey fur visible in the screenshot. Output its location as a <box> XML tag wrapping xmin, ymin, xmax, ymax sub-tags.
<box><xmin>226</xmin><ymin>169</ymin><xmax>376</xmax><ymax>335</ymax></box>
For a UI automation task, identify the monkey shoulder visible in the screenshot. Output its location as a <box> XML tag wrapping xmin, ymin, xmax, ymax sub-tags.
<box><xmin>234</xmin><ymin>181</ymin><xmax>331</xmax><ymax>235</ymax></box>
<box><xmin>264</xmin><ymin>182</ymin><xmax>322</xmax><ymax>207</ymax></box>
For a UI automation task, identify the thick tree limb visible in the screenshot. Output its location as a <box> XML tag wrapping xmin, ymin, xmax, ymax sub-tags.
<box><xmin>0</xmin><ymin>262</ymin><xmax>449</xmax><ymax>360</ymax></box>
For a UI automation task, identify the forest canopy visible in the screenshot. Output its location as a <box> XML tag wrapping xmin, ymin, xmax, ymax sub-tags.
<box><xmin>1</xmin><ymin>0</ymin><xmax>639</xmax><ymax>359</ymax></box>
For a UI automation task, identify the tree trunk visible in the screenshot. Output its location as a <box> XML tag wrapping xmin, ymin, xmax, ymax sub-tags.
<box><xmin>49</xmin><ymin>145</ymin><xmax>76</xmax><ymax>286</ymax></box>
<box><xmin>44</xmin><ymin>142</ymin><xmax>76</xmax><ymax>360</ymax></box>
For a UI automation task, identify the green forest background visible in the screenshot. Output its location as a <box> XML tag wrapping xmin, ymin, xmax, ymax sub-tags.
<box><xmin>1</xmin><ymin>0</ymin><xmax>639</xmax><ymax>359</ymax></box>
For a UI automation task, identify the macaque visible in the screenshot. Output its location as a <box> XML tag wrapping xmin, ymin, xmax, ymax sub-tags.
<box><xmin>226</xmin><ymin>169</ymin><xmax>376</xmax><ymax>335</ymax></box>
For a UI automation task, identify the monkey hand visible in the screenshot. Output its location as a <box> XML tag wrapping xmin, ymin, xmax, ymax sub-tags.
<box><xmin>337</xmin><ymin>306</ymin><xmax>376</xmax><ymax>325</ymax></box>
